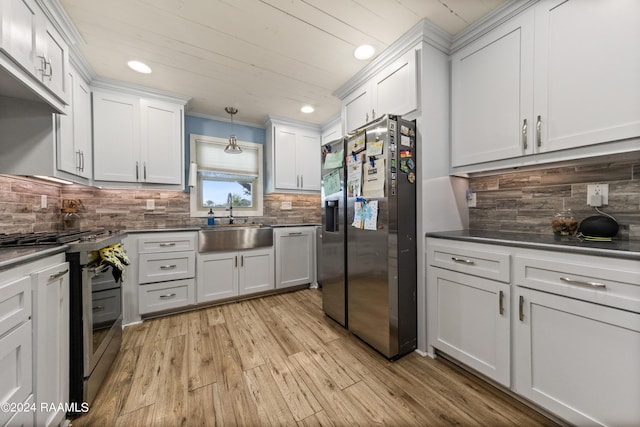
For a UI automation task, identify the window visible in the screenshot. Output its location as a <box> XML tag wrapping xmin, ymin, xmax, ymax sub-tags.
<box><xmin>190</xmin><ymin>134</ymin><xmax>263</xmax><ymax>217</ymax></box>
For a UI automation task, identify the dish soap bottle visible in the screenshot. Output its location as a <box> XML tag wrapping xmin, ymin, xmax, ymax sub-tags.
<box><xmin>208</xmin><ymin>208</ymin><xmax>215</xmax><ymax>226</ymax></box>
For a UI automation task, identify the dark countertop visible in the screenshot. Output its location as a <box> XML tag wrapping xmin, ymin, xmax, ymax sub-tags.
<box><xmin>271</xmin><ymin>223</ymin><xmax>321</xmax><ymax>228</ymax></box>
<box><xmin>426</xmin><ymin>229</ymin><xmax>640</xmax><ymax>260</ymax></box>
<box><xmin>125</xmin><ymin>224</ymin><xmax>321</xmax><ymax>233</ymax></box>
<box><xmin>0</xmin><ymin>245</ymin><xmax>69</xmax><ymax>272</ymax></box>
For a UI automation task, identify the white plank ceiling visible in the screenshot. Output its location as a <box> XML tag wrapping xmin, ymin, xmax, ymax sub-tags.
<box><xmin>59</xmin><ymin>0</ymin><xmax>507</xmax><ymax>126</ymax></box>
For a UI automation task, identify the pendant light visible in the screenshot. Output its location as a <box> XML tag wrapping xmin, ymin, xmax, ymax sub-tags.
<box><xmin>224</xmin><ymin>107</ymin><xmax>242</xmax><ymax>154</ymax></box>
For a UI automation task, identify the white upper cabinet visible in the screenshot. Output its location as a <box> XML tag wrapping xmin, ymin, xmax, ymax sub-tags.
<box><xmin>533</xmin><ymin>0</ymin><xmax>640</xmax><ymax>153</ymax></box>
<box><xmin>265</xmin><ymin>118</ymin><xmax>321</xmax><ymax>193</ymax></box>
<box><xmin>92</xmin><ymin>88</ymin><xmax>185</xmax><ymax>185</ymax></box>
<box><xmin>342</xmin><ymin>49</ymin><xmax>418</xmax><ymax>134</ymax></box>
<box><xmin>451</xmin><ymin>0</ymin><xmax>640</xmax><ymax>169</ymax></box>
<box><xmin>0</xmin><ymin>0</ymin><xmax>69</xmax><ymax>106</ymax></box>
<box><xmin>57</xmin><ymin>65</ymin><xmax>92</xmax><ymax>179</ymax></box>
<box><xmin>451</xmin><ymin>12</ymin><xmax>534</xmax><ymax>167</ymax></box>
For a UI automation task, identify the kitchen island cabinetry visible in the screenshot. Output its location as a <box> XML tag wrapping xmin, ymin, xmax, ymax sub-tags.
<box><xmin>135</xmin><ymin>232</ymin><xmax>196</xmax><ymax>316</ymax></box>
<box><xmin>197</xmin><ymin>247</ymin><xmax>274</xmax><ymax>303</ymax></box>
<box><xmin>426</xmin><ymin>235</ymin><xmax>640</xmax><ymax>426</ymax></box>
<box><xmin>451</xmin><ymin>0</ymin><xmax>640</xmax><ymax>170</ymax></box>
<box><xmin>342</xmin><ymin>49</ymin><xmax>418</xmax><ymax>133</ymax></box>
<box><xmin>426</xmin><ymin>240</ymin><xmax>511</xmax><ymax>386</ymax></box>
<box><xmin>92</xmin><ymin>87</ymin><xmax>185</xmax><ymax>185</ymax></box>
<box><xmin>265</xmin><ymin>118</ymin><xmax>321</xmax><ymax>193</ymax></box>
<box><xmin>0</xmin><ymin>0</ymin><xmax>69</xmax><ymax>111</ymax></box>
<box><xmin>274</xmin><ymin>227</ymin><xmax>316</xmax><ymax>289</ymax></box>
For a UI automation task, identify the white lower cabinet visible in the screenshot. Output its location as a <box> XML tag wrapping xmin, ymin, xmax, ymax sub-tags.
<box><xmin>274</xmin><ymin>227</ymin><xmax>315</xmax><ymax>289</ymax></box>
<box><xmin>427</xmin><ymin>237</ymin><xmax>640</xmax><ymax>426</ymax></box>
<box><xmin>0</xmin><ymin>322</ymin><xmax>33</xmax><ymax>427</ymax></box>
<box><xmin>197</xmin><ymin>247</ymin><xmax>274</xmax><ymax>303</ymax></box>
<box><xmin>138</xmin><ymin>279</ymin><xmax>195</xmax><ymax>315</ymax></box>
<box><xmin>31</xmin><ymin>261</ymin><xmax>69</xmax><ymax>427</ymax></box>
<box><xmin>514</xmin><ymin>286</ymin><xmax>640</xmax><ymax>426</ymax></box>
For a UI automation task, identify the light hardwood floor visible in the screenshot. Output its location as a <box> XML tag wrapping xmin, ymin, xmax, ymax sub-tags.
<box><xmin>70</xmin><ymin>289</ymin><xmax>557</xmax><ymax>426</ymax></box>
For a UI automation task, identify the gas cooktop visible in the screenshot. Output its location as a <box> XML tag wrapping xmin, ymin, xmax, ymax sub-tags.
<box><xmin>0</xmin><ymin>229</ymin><xmax>118</xmax><ymax>248</ymax></box>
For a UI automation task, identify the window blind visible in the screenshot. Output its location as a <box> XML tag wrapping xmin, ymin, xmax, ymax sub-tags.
<box><xmin>195</xmin><ymin>138</ymin><xmax>259</xmax><ymax>176</ymax></box>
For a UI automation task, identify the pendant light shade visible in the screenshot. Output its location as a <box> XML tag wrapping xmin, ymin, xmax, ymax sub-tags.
<box><xmin>224</xmin><ymin>107</ymin><xmax>242</xmax><ymax>154</ymax></box>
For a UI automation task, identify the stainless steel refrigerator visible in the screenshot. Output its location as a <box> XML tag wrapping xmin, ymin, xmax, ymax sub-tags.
<box><xmin>318</xmin><ymin>137</ymin><xmax>347</xmax><ymax>326</ymax></box>
<box><xmin>320</xmin><ymin>115</ymin><xmax>417</xmax><ymax>359</ymax></box>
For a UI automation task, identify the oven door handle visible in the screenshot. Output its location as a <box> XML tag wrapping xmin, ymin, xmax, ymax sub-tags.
<box><xmin>89</xmin><ymin>264</ymin><xmax>111</xmax><ymax>276</ymax></box>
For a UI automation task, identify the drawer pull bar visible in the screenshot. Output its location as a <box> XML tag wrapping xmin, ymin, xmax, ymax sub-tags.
<box><xmin>49</xmin><ymin>269</ymin><xmax>69</xmax><ymax>280</ymax></box>
<box><xmin>288</xmin><ymin>232</ymin><xmax>303</xmax><ymax>236</ymax></box>
<box><xmin>93</xmin><ymin>305</ymin><xmax>104</xmax><ymax>311</ymax></box>
<box><xmin>519</xmin><ymin>295</ymin><xmax>524</xmax><ymax>322</ymax></box>
<box><xmin>451</xmin><ymin>257</ymin><xmax>475</xmax><ymax>265</ymax></box>
<box><xmin>159</xmin><ymin>243</ymin><xmax>176</xmax><ymax>247</ymax></box>
<box><xmin>560</xmin><ymin>277</ymin><xmax>606</xmax><ymax>289</ymax></box>
<box><xmin>160</xmin><ymin>264</ymin><xmax>177</xmax><ymax>270</ymax></box>
<box><xmin>159</xmin><ymin>293</ymin><xmax>177</xmax><ymax>299</ymax></box>
<box><xmin>499</xmin><ymin>290</ymin><xmax>504</xmax><ymax>315</ymax></box>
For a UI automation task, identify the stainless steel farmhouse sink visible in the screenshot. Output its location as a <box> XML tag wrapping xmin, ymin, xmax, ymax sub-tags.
<box><xmin>198</xmin><ymin>225</ymin><xmax>273</xmax><ymax>252</ymax></box>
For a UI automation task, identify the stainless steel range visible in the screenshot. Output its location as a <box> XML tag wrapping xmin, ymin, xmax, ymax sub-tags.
<box><xmin>64</xmin><ymin>230</ymin><xmax>126</xmax><ymax>416</ymax></box>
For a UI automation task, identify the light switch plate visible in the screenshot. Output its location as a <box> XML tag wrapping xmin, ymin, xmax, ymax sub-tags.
<box><xmin>146</xmin><ymin>199</ymin><xmax>155</xmax><ymax>210</ymax></box>
<box><xmin>280</xmin><ymin>201</ymin><xmax>292</xmax><ymax>210</ymax></box>
<box><xmin>41</xmin><ymin>195</ymin><xmax>47</xmax><ymax>209</ymax></box>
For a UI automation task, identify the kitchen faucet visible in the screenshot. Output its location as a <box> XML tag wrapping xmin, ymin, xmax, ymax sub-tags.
<box><xmin>226</xmin><ymin>192</ymin><xmax>234</xmax><ymax>224</ymax></box>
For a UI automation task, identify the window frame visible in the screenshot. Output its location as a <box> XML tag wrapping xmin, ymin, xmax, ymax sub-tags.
<box><xmin>189</xmin><ymin>134</ymin><xmax>264</xmax><ymax>218</ymax></box>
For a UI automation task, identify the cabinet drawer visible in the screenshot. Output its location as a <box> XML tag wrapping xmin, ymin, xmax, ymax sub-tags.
<box><xmin>0</xmin><ymin>276</ymin><xmax>31</xmax><ymax>338</ymax></box>
<box><xmin>138</xmin><ymin>233</ymin><xmax>196</xmax><ymax>253</ymax></box>
<box><xmin>428</xmin><ymin>240</ymin><xmax>510</xmax><ymax>283</ymax></box>
<box><xmin>0</xmin><ymin>322</ymin><xmax>32</xmax><ymax>427</ymax></box>
<box><xmin>514</xmin><ymin>254</ymin><xmax>640</xmax><ymax>313</ymax></box>
<box><xmin>139</xmin><ymin>279</ymin><xmax>195</xmax><ymax>315</ymax></box>
<box><xmin>138</xmin><ymin>251</ymin><xmax>195</xmax><ymax>284</ymax></box>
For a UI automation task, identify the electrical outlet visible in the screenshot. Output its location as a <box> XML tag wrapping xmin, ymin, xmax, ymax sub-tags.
<box><xmin>586</xmin><ymin>184</ymin><xmax>609</xmax><ymax>206</ymax></box>
<box><xmin>41</xmin><ymin>195</ymin><xmax>47</xmax><ymax>209</ymax></box>
<box><xmin>146</xmin><ymin>199</ymin><xmax>155</xmax><ymax>210</ymax></box>
<box><xmin>280</xmin><ymin>201</ymin><xmax>292</xmax><ymax>210</ymax></box>
<box><xmin>467</xmin><ymin>192</ymin><xmax>477</xmax><ymax>208</ymax></box>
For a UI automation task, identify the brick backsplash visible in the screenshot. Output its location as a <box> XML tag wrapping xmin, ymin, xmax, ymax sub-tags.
<box><xmin>0</xmin><ymin>174</ymin><xmax>320</xmax><ymax>233</ymax></box>
<box><xmin>467</xmin><ymin>154</ymin><xmax>640</xmax><ymax>239</ymax></box>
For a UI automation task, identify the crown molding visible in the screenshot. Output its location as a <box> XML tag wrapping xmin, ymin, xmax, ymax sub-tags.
<box><xmin>90</xmin><ymin>78</ymin><xmax>191</xmax><ymax>105</ymax></box>
<box><xmin>265</xmin><ymin>115</ymin><xmax>322</xmax><ymax>132</ymax></box>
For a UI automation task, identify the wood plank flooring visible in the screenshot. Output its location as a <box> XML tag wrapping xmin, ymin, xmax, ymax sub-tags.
<box><xmin>70</xmin><ymin>289</ymin><xmax>557</xmax><ymax>427</ymax></box>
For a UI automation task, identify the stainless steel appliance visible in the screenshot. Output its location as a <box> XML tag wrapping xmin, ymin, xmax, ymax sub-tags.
<box><xmin>318</xmin><ymin>137</ymin><xmax>347</xmax><ymax>326</ymax></box>
<box><xmin>65</xmin><ymin>231</ymin><xmax>125</xmax><ymax>416</ymax></box>
<box><xmin>319</xmin><ymin>115</ymin><xmax>417</xmax><ymax>359</ymax></box>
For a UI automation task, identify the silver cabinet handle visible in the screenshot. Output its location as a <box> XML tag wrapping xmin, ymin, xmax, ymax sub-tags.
<box><xmin>522</xmin><ymin>119</ymin><xmax>528</xmax><ymax>149</ymax></box>
<box><xmin>37</xmin><ymin>55</ymin><xmax>52</xmax><ymax>80</ymax></box>
<box><xmin>451</xmin><ymin>257</ymin><xmax>475</xmax><ymax>265</ymax></box>
<box><xmin>372</xmin><ymin>109</ymin><xmax>375</xmax><ymax>119</ymax></box>
<box><xmin>159</xmin><ymin>242</ymin><xmax>176</xmax><ymax>247</ymax></box>
<box><xmin>519</xmin><ymin>295</ymin><xmax>524</xmax><ymax>322</ymax></box>
<box><xmin>499</xmin><ymin>290</ymin><xmax>504</xmax><ymax>315</ymax></box>
<box><xmin>136</xmin><ymin>161</ymin><xmax>139</xmax><ymax>180</ymax></box>
<box><xmin>560</xmin><ymin>277</ymin><xmax>606</xmax><ymax>289</ymax></box>
<box><xmin>288</xmin><ymin>232</ymin><xmax>303</xmax><ymax>236</ymax></box>
<box><xmin>536</xmin><ymin>115</ymin><xmax>542</xmax><ymax>147</ymax></box>
<box><xmin>93</xmin><ymin>305</ymin><xmax>104</xmax><ymax>311</ymax></box>
<box><xmin>143</xmin><ymin>162</ymin><xmax>147</xmax><ymax>180</ymax></box>
<box><xmin>235</xmin><ymin>255</ymin><xmax>238</xmax><ymax>267</ymax></box>
<box><xmin>49</xmin><ymin>269</ymin><xmax>69</xmax><ymax>280</ymax></box>
<box><xmin>366</xmin><ymin>112</ymin><xmax>369</xmax><ymax>122</ymax></box>
<box><xmin>80</xmin><ymin>150</ymin><xmax>85</xmax><ymax>172</ymax></box>
<box><xmin>300</xmin><ymin>175</ymin><xmax>304</xmax><ymax>188</ymax></box>
<box><xmin>159</xmin><ymin>293</ymin><xmax>176</xmax><ymax>299</ymax></box>
<box><xmin>160</xmin><ymin>264</ymin><xmax>177</xmax><ymax>270</ymax></box>
<box><xmin>241</xmin><ymin>255</ymin><xmax>244</xmax><ymax>267</ymax></box>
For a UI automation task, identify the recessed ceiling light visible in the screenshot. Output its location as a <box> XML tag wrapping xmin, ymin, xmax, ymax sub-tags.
<box><xmin>127</xmin><ymin>60</ymin><xmax>152</xmax><ymax>74</ymax></box>
<box><xmin>301</xmin><ymin>105</ymin><xmax>314</xmax><ymax>114</ymax></box>
<box><xmin>354</xmin><ymin>44</ymin><xmax>375</xmax><ymax>60</ymax></box>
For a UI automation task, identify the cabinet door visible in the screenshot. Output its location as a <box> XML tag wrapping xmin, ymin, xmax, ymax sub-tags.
<box><xmin>238</xmin><ymin>248</ymin><xmax>274</xmax><ymax>295</ymax></box>
<box><xmin>93</xmin><ymin>90</ymin><xmax>140</xmax><ymax>182</ymax></box>
<box><xmin>342</xmin><ymin>85</ymin><xmax>371</xmax><ymax>133</ymax></box>
<box><xmin>296</xmin><ymin>132</ymin><xmax>321</xmax><ymax>191</ymax></box>
<box><xmin>37</xmin><ymin>18</ymin><xmax>69</xmax><ymax>103</ymax></box>
<box><xmin>373</xmin><ymin>50</ymin><xmax>417</xmax><ymax>119</ymax></box>
<box><xmin>0</xmin><ymin>0</ymin><xmax>39</xmax><ymax>76</ymax></box>
<box><xmin>451</xmin><ymin>12</ymin><xmax>534</xmax><ymax>167</ymax></box>
<box><xmin>32</xmin><ymin>262</ymin><xmax>69</xmax><ymax>427</ymax></box>
<box><xmin>533</xmin><ymin>0</ymin><xmax>640</xmax><ymax>152</ymax></box>
<box><xmin>56</xmin><ymin>69</ymin><xmax>76</xmax><ymax>175</ymax></box>
<box><xmin>428</xmin><ymin>267</ymin><xmax>510</xmax><ymax>386</ymax></box>
<box><xmin>273</xmin><ymin>126</ymin><xmax>298</xmax><ymax>190</ymax></box>
<box><xmin>197</xmin><ymin>252</ymin><xmax>238</xmax><ymax>302</ymax></box>
<box><xmin>140</xmin><ymin>99</ymin><xmax>183</xmax><ymax>184</ymax></box>
<box><xmin>514</xmin><ymin>287</ymin><xmax>640</xmax><ymax>426</ymax></box>
<box><xmin>0</xmin><ymin>322</ymin><xmax>32</xmax><ymax>427</ymax></box>
<box><xmin>73</xmin><ymin>73</ymin><xmax>92</xmax><ymax>178</ymax></box>
<box><xmin>275</xmin><ymin>229</ymin><xmax>313</xmax><ymax>289</ymax></box>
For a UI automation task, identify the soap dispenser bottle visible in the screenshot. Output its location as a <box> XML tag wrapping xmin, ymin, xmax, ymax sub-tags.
<box><xmin>208</xmin><ymin>208</ymin><xmax>215</xmax><ymax>226</ymax></box>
